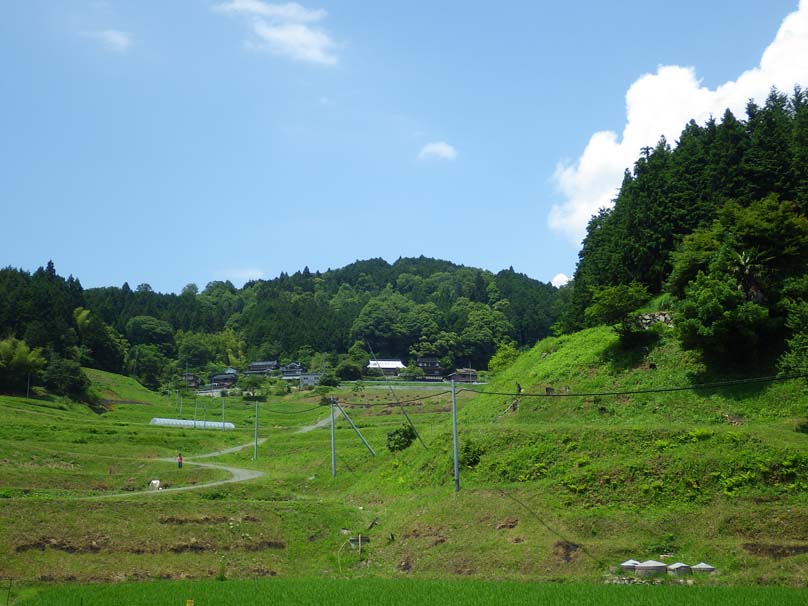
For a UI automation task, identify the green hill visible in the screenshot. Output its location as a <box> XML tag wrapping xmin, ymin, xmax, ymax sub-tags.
<box><xmin>2</xmin><ymin>331</ymin><xmax>808</xmax><ymax>598</ymax></box>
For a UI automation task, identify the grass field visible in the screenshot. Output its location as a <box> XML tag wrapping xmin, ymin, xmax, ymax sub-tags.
<box><xmin>2</xmin><ymin>326</ymin><xmax>808</xmax><ymax>603</ymax></box>
<box><xmin>15</xmin><ymin>578</ymin><xmax>808</xmax><ymax>606</ymax></box>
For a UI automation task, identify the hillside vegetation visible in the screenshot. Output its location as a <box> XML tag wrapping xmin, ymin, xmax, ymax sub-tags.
<box><xmin>2</xmin><ymin>327</ymin><xmax>807</xmax><ymax>596</ymax></box>
<box><xmin>0</xmin><ymin>257</ymin><xmax>559</xmax><ymax>396</ymax></box>
<box><xmin>559</xmin><ymin>87</ymin><xmax>808</xmax><ymax>381</ymax></box>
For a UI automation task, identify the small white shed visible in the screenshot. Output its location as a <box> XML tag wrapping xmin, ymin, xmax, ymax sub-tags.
<box><xmin>620</xmin><ymin>559</ymin><xmax>640</xmax><ymax>572</ymax></box>
<box><xmin>635</xmin><ymin>560</ymin><xmax>668</xmax><ymax>576</ymax></box>
<box><xmin>692</xmin><ymin>562</ymin><xmax>716</xmax><ymax>573</ymax></box>
<box><xmin>667</xmin><ymin>562</ymin><xmax>692</xmax><ymax>575</ymax></box>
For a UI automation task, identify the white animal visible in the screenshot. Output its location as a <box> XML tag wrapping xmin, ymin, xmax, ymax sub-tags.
<box><xmin>149</xmin><ymin>479</ymin><xmax>161</xmax><ymax>490</ymax></box>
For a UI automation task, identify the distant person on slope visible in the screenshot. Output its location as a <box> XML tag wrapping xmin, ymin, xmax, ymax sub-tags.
<box><xmin>177</xmin><ymin>453</ymin><xmax>183</xmax><ymax>469</ymax></box>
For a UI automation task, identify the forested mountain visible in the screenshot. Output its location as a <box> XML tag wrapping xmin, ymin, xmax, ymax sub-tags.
<box><xmin>1</xmin><ymin>257</ymin><xmax>560</xmax><ymax>393</ymax></box>
<box><xmin>558</xmin><ymin>86</ymin><xmax>808</xmax><ymax>371</ymax></box>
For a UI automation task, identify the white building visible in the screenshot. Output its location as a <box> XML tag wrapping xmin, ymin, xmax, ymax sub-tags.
<box><xmin>367</xmin><ymin>360</ymin><xmax>406</xmax><ymax>376</ymax></box>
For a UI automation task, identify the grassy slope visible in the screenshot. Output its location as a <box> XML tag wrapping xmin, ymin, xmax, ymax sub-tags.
<box><xmin>3</xmin><ymin>330</ymin><xmax>808</xmax><ymax>595</ymax></box>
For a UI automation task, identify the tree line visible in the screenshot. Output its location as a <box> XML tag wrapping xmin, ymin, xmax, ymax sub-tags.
<box><xmin>557</xmin><ymin>86</ymin><xmax>808</xmax><ymax>372</ymax></box>
<box><xmin>0</xmin><ymin>256</ymin><xmax>560</xmax><ymax>395</ymax></box>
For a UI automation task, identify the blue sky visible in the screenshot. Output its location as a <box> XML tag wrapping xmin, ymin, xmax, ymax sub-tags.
<box><xmin>2</xmin><ymin>0</ymin><xmax>807</xmax><ymax>292</ymax></box>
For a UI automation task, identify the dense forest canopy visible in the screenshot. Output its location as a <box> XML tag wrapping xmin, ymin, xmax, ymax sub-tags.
<box><xmin>0</xmin><ymin>256</ymin><xmax>560</xmax><ymax>393</ymax></box>
<box><xmin>557</xmin><ymin>86</ymin><xmax>808</xmax><ymax>371</ymax></box>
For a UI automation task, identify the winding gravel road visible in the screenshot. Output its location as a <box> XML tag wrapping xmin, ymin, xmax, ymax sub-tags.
<box><xmin>91</xmin><ymin>408</ymin><xmax>340</xmax><ymax>499</ymax></box>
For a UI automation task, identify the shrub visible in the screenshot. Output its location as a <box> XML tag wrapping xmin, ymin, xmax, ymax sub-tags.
<box><xmin>460</xmin><ymin>440</ymin><xmax>484</xmax><ymax>468</ymax></box>
<box><xmin>318</xmin><ymin>371</ymin><xmax>340</xmax><ymax>387</ymax></box>
<box><xmin>43</xmin><ymin>355</ymin><xmax>90</xmax><ymax>400</ymax></box>
<box><xmin>387</xmin><ymin>424</ymin><xmax>417</xmax><ymax>452</ymax></box>
<box><xmin>335</xmin><ymin>360</ymin><xmax>362</xmax><ymax>381</ymax></box>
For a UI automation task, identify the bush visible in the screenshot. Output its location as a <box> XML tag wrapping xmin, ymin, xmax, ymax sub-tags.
<box><xmin>387</xmin><ymin>424</ymin><xmax>417</xmax><ymax>452</ymax></box>
<box><xmin>460</xmin><ymin>440</ymin><xmax>484</xmax><ymax>468</ymax></box>
<box><xmin>335</xmin><ymin>360</ymin><xmax>362</xmax><ymax>381</ymax></box>
<box><xmin>399</xmin><ymin>364</ymin><xmax>425</xmax><ymax>381</ymax></box>
<box><xmin>318</xmin><ymin>371</ymin><xmax>340</xmax><ymax>387</ymax></box>
<box><xmin>43</xmin><ymin>355</ymin><xmax>90</xmax><ymax>400</ymax></box>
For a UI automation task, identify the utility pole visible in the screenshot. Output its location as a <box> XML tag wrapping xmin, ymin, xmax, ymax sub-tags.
<box><xmin>451</xmin><ymin>379</ymin><xmax>460</xmax><ymax>492</ymax></box>
<box><xmin>221</xmin><ymin>394</ymin><xmax>225</xmax><ymax>431</ymax></box>
<box><xmin>193</xmin><ymin>397</ymin><xmax>198</xmax><ymax>429</ymax></box>
<box><xmin>253</xmin><ymin>399</ymin><xmax>259</xmax><ymax>461</ymax></box>
<box><xmin>330</xmin><ymin>397</ymin><xmax>337</xmax><ymax>477</ymax></box>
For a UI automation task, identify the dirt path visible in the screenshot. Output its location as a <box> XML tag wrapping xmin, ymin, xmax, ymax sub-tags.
<box><xmin>296</xmin><ymin>408</ymin><xmax>342</xmax><ymax>433</ymax></box>
<box><xmin>185</xmin><ymin>438</ymin><xmax>268</xmax><ymax>459</ymax></box>
<box><xmin>87</xmin><ymin>439</ymin><xmax>267</xmax><ymax>499</ymax></box>
<box><xmin>89</xmin><ymin>410</ymin><xmax>344</xmax><ymax>499</ymax></box>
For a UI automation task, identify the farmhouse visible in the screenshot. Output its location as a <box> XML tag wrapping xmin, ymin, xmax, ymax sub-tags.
<box><xmin>416</xmin><ymin>356</ymin><xmax>444</xmax><ymax>380</ymax></box>
<box><xmin>211</xmin><ymin>367</ymin><xmax>237</xmax><ymax>387</ymax></box>
<box><xmin>281</xmin><ymin>362</ymin><xmax>304</xmax><ymax>379</ymax></box>
<box><xmin>367</xmin><ymin>359</ymin><xmax>406</xmax><ymax>376</ymax></box>
<box><xmin>244</xmin><ymin>360</ymin><xmax>278</xmax><ymax>376</ymax></box>
<box><xmin>452</xmin><ymin>368</ymin><xmax>478</xmax><ymax>383</ymax></box>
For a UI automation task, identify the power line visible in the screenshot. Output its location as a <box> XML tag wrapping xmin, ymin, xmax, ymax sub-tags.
<box><xmin>365</xmin><ymin>340</ymin><xmax>428</xmax><ymax>449</ymax></box>
<box><xmin>461</xmin><ymin>372</ymin><xmax>808</xmax><ymax>399</ymax></box>
<box><xmin>339</xmin><ymin>390</ymin><xmax>452</xmax><ymax>408</ymax></box>
<box><xmin>264</xmin><ymin>405</ymin><xmax>323</xmax><ymax>415</ymax></box>
<box><xmin>494</xmin><ymin>488</ymin><xmax>606</xmax><ymax>568</ymax></box>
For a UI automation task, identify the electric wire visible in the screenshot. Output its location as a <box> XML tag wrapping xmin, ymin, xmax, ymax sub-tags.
<box><xmin>339</xmin><ymin>390</ymin><xmax>452</xmax><ymax>407</ymax></box>
<box><xmin>461</xmin><ymin>372</ymin><xmax>808</xmax><ymax>399</ymax></box>
<box><xmin>263</xmin><ymin>405</ymin><xmax>323</xmax><ymax>415</ymax></box>
<box><xmin>494</xmin><ymin>488</ymin><xmax>607</xmax><ymax>568</ymax></box>
<box><xmin>365</xmin><ymin>340</ymin><xmax>428</xmax><ymax>449</ymax></box>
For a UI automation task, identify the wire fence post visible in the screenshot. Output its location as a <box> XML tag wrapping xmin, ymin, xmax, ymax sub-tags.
<box><xmin>330</xmin><ymin>396</ymin><xmax>337</xmax><ymax>477</ymax></box>
<box><xmin>452</xmin><ymin>379</ymin><xmax>460</xmax><ymax>492</ymax></box>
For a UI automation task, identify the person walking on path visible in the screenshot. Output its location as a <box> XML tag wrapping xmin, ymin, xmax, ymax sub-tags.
<box><xmin>177</xmin><ymin>452</ymin><xmax>183</xmax><ymax>469</ymax></box>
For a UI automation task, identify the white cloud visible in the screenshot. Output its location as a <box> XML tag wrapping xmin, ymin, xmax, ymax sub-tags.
<box><xmin>82</xmin><ymin>29</ymin><xmax>132</xmax><ymax>52</ymax></box>
<box><xmin>213</xmin><ymin>1</ymin><xmax>336</xmax><ymax>65</ymax></box>
<box><xmin>251</xmin><ymin>20</ymin><xmax>336</xmax><ymax>65</ymax></box>
<box><xmin>549</xmin><ymin>0</ymin><xmax>808</xmax><ymax>243</ymax></box>
<box><xmin>213</xmin><ymin>0</ymin><xmax>326</xmax><ymax>22</ymax></box>
<box><xmin>418</xmin><ymin>141</ymin><xmax>458</xmax><ymax>161</ymax></box>
<box><xmin>551</xmin><ymin>273</ymin><xmax>570</xmax><ymax>288</ymax></box>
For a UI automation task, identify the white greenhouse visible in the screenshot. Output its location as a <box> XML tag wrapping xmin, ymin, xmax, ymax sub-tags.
<box><xmin>150</xmin><ymin>418</ymin><xmax>235</xmax><ymax>430</ymax></box>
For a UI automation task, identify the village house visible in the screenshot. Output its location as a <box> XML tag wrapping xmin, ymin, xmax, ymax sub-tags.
<box><xmin>211</xmin><ymin>367</ymin><xmax>238</xmax><ymax>387</ymax></box>
<box><xmin>299</xmin><ymin>372</ymin><xmax>324</xmax><ymax>388</ymax></box>
<box><xmin>367</xmin><ymin>359</ymin><xmax>405</xmax><ymax>376</ymax></box>
<box><xmin>416</xmin><ymin>356</ymin><xmax>444</xmax><ymax>380</ymax></box>
<box><xmin>243</xmin><ymin>360</ymin><xmax>279</xmax><ymax>376</ymax></box>
<box><xmin>451</xmin><ymin>368</ymin><xmax>478</xmax><ymax>383</ymax></box>
<box><xmin>281</xmin><ymin>362</ymin><xmax>304</xmax><ymax>379</ymax></box>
